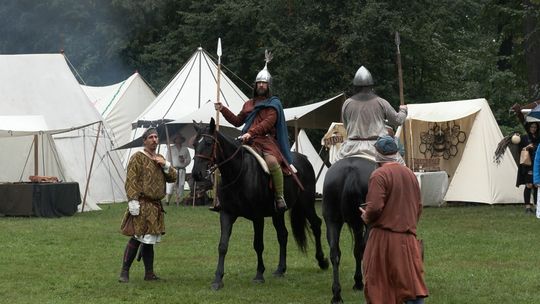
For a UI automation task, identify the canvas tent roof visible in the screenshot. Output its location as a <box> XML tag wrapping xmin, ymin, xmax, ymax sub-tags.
<box><xmin>120</xmin><ymin>47</ymin><xmax>247</xmax><ymax>156</ymax></box>
<box><xmin>0</xmin><ymin>115</ymin><xmax>49</xmax><ymax>137</ymax></box>
<box><xmin>291</xmin><ymin>129</ymin><xmax>328</xmax><ymax>194</ymax></box>
<box><xmin>284</xmin><ymin>93</ymin><xmax>345</xmax><ymax>129</ymax></box>
<box><xmin>399</xmin><ymin>98</ymin><xmax>521</xmax><ymax>204</ymax></box>
<box><xmin>135</xmin><ymin>47</ymin><xmax>248</xmax><ymax>125</ymax></box>
<box><xmin>0</xmin><ymin>54</ymin><xmax>125</xmax><ymax>211</ymax></box>
<box><xmin>0</xmin><ymin>54</ymin><xmax>101</xmax><ymax>132</ymax></box>
<box><xmin>82</xmin><ymin>72</ymin><xmax>156</xmax><ymax>150</ymax></box>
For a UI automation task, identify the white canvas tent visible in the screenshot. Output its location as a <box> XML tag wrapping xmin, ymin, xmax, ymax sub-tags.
<box><xmin>135</xmin><ymin>47</ymin><xmax>247</xmax><ymax>125</ymax></box>
<box><xmin>291</xmin><ymin>129</ymin><xmax>328</xmax><ymax>194</ymax></box>
<box><xmin>398</xmin><ymin>98</ymin><xmax>521</xmax><ymax>204</ymax></box>
<box><xmin>82</xmin><ymin>72</ymin><xmax>156</xmax><ymax>149</ymax></box>
<box><xmin>81</xmin><ymin>72</ymin><xmax>156</xmax><ymax>164</ymax></box>
<box><xmin>0</xmin><ymin>54</ymin><xmax>125</xmax><ymax>211</ymax></box>
<box><xmin>122</xmin><ymin>47</ymin><xmax>248</xmax><ymax>165</ymax></box>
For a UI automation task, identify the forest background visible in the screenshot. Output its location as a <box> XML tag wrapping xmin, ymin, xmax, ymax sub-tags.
<box><xmin>1</xmin><ymin>0</ymin><xmax>539</xmax><ymax>134</ymax></box>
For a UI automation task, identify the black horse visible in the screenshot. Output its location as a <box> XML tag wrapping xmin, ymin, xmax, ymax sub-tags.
<box><xmin>191</xmin><ymin>118</ymin><xmax>328</xmax><ymax>290</ymax></box>
<box><xmin>322</xmin><ymin>157</ymin><xmax>378</xmax><ymax>304</ymax></box>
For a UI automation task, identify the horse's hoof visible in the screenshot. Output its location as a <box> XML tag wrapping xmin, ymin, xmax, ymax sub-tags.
<box><xmin>211</xmin><ymin>281</ymin><xmax>224</xmax><ymax>291</ymax></box>
<box><xmin>252</xmin><ymin>274</ymin><xmax>265</xmax><ymax>283</ymax></box>
<box><xmin>272</xmin><ymin>270</ymin><xmax>285</xmax><ymax>277</ymax></box>
<box><xmin>330</xmin><ymin>297</ymin><xmax>344</xmax><ymax>304</ymax></box>
<box><xmin>318</xmin><ymin>258</ymin><xmax>330</xmax><ymax>270</ymax></box>
<box><xmin>352</xmin><ymin>283</ymin><xmax>364</xmax><ymax>291</ymax></box>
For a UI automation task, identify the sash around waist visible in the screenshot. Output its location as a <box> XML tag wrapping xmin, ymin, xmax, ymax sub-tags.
<box><xmin>348</xmin><ymin>135</ymin><xmax>378</xmax><ymax>141</ymax></box>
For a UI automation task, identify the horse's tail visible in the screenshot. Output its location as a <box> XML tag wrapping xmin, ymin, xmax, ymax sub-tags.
<box><xmin>341</xmin><ymin>173</ymin><xmax>366</xmax><ymax>226</ymax></box>
<box><xmin>290</xmin><ymin>194</ymin><xmax>309</xmax><ymax>253</ymax></box>
<box><xmin>289</xmin><ymin>153</ymin><xmax>315</xmax><ymax>253</ymax></box>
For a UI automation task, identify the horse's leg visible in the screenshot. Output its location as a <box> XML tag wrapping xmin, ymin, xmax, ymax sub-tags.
<box><xmin>305</xmin><ymin>204</ymin><xmax>329</xmax><ymax>270</ymax></box>
<box><xmin>211</xmin><ymin>211</ymin><xmax>237</xmax><ymax>290</ymax></box>
<box><xmin>352</xmin><ymin>222</ymin><xmax>368</xmax><ymax>291</ymax></box>
<box><xmin>326</xmin><ymin>219</ymin><xmax>344</xmax><ymax>304</ymax></box>
<box><xmin>271</xmin><ymin>213</ymin><xmax>288</xmax><ymax>276</ymax></box>
<box><xmin>252</xmin><ymin>217</ymin><xmax>266</xmax><ymax>283</ymax></box>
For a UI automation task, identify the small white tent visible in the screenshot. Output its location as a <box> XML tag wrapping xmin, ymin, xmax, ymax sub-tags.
<box><xmin>81</xmin><ymin>72</ymin><xmax>156</xmax><ymax>164</ymax></box>
<box><xmin>399</xmin><ymin>98</ymin><xmax>521</xmax><ymax>204</ymax></box>
<box><xmin>291</xmin><ymin>129</ymin><xmax>328</xmax><ymax>194</ymax></box>
<box><xmin>0</xmin><ymin>54</ymin><xmax>125</xmax><ymax>211</ymax></box>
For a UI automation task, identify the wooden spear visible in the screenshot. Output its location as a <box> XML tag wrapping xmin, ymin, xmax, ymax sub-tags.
<box><xmin>395</xmin><ymin>31</ymin><xmax>410</xmax><ymax>168</ymax></box>
<box><xmin>211</xmin><ymin>38</ymin><xmax>222</xmax><ymax>208</ymax></box>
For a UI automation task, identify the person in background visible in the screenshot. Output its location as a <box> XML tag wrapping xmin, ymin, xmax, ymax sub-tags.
<box><xmin>166</xmin><ymin>133</ymin><xmax>191</xmax><ymax>206</ymax></box>
<box><xmin>337</xmin><ymin>65</ymin><xmax>407</xmax><ymax>164</ymax></box>
<box><xmin>385</xmin><ymin>124</ymin><xmax>405</xmax><ymax>157</ymax></box>
<box><xmin>359</xmin><ymin>135</ymin><xmax>428</xmax><ymax>304</ymax></box>
<box><xmin>520</xmin><ymin>122</ymin><xmax>540</xmax><ymax>214</ymax></box>
<box><xmin>512</xmin><ymin>104</ymin><xmax>540</xmax><ymax>214</ymax></box>
<box><xmin>118</xmin><ymin>128</ymin><xmax>177</xmax><ymax>283</ymax></box>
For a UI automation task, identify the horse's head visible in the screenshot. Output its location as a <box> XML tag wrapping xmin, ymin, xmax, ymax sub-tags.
<box><xmin>192</xmin><ymin>118</ymin><xmax>218</xmax><ymax>183</ymax></box>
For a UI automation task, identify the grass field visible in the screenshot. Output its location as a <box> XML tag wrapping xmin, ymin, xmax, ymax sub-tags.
<box><xmin>2</xmin><ymin>202</ymin><xmax>540</xmax><ymax>304</ymax></box>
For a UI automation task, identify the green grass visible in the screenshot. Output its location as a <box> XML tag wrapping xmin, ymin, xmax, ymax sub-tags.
<box><xmin>1</xmin><ymin>203</ymin><xmax>540</xmax><ymax>303</ymax></box>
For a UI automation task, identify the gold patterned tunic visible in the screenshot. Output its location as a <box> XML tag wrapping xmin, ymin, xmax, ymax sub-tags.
<box><xmin>122</xmin><ymin>151</ymin><xmax>177</xmax><ymax>236</ymax></box>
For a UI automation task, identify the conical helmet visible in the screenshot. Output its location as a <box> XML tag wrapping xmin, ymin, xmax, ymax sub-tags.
<box><xmin>352</xmin><ymin>66</ymin><xmax>374</xmax><ymax>87</ymax></box>
<box><xmin>255</xmin><ymin>49</ymin><xmax>273</xmax><ymax>86</ymax></box>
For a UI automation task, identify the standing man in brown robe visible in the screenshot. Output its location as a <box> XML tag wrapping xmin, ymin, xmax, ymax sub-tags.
<box><xmin>359</xmin><ymin>135</ymin><xmax>428</xmax><ymax>304</ymax></box>
<box><xmin>118</xmin><ymin>127</ymin><xmax>177</xmax><ymax>283</ymax></box>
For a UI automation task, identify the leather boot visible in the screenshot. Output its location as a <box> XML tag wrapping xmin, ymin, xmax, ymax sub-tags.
<box><xmin>118</xmin><ymin>270</ymin><xmax>129</xmax><ymax>283</ymax></box>
<box><xmin>209</xmin><ymin>197</ymin><xmax>221</xmax><ymax>212</ymax></box>
<box><xmin>118</xmin><ymin>238</ymin><xmax>140</xmax><ymax>283</ymax></box>
<box><xmin>275</xmin><ymin>196</ymin><xmax>288</xmax><ymax>212</ymax></box>
<box><xmin>144</xmin><ymin>272</ymin><xmax>161</xmax><ymax>281</ymax></box>
<box><xmin>142</xmin><ymin>244</ymin><xmax>161</xmax><ymax>281</ymax></box>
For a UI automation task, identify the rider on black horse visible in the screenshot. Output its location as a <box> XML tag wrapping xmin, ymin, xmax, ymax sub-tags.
<box><xmin>212</xmin><ymin>50</ymin><xmax>292</xmax><ymax>212</ymax></box>
<box><xmin>336</xmin><ymin>65</ymin><xmax>408</xmax><ymax>163</ymax></box>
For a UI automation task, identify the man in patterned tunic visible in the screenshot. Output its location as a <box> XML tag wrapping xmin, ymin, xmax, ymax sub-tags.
<box><xmin>118</xmin><ymin>128</ymin><xmax>177</xmax><ymax>283</ymax></box>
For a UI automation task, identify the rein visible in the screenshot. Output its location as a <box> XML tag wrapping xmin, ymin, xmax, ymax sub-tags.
<box><xmin>194</xmin><ymin>133</ymin><xmax>245</xmax><ymax>188</ymax></box>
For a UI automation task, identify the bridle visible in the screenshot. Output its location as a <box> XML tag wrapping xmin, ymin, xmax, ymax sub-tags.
<box><xmin>194</xmin><ymin>132</ymin><xmax>244</xmax><ymax>189</ymax></box>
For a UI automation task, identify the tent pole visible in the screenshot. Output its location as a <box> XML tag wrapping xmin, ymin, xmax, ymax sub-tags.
<box><xmin>34</xmin><ymin>135</ymin><xmax>38</xmax><ymax>176</ymax></box>
<box><xmin>81</xmin><ymin>122</ymin><xmax>102</xmax><ymax>212</ymax></box>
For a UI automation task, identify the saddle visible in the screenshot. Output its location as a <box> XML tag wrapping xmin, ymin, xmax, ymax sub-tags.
<box><xmin>243</xmin><ymin>145</ymin><xmax>270</xmax><ymax>174</ymax></box>
<box><xmin>242</xmin><ymin>145</ymin><xmax>303</xmax><ymax>191</ymax></box>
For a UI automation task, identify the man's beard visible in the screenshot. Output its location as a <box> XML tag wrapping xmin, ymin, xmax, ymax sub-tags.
<box><xmin>255</xmin><ymin>87</ymin><xmax>268</xmax><ymax>97</ymax></box>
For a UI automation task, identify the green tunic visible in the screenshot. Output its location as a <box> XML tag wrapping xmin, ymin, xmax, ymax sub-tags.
<box><xmin>121</xmin><ymin>151</ymin><xmax>177</xmax><ymax>236</ymax></box>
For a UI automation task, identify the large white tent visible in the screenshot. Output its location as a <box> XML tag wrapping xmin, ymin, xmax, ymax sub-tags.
<box><xmin>122</xmin><ymin>47</ymin><xmax>248</xmax><ymax>164</ymax></box>
<box><xmin>135</xmin><ymin>47</ymin><xmax>247</xmax><ymax>125</ymax></box>
<box><xmin>291</xmin><ymin>129</ymin><xmax>328</xmax><ymax>194</ymax></box>
<box><xmin>398</xmin><ymin>98</ymin><xmax>521</xmax><ymax>204</ymax></box>
<box><xmin>0</xmin><ymin>54</ymin><xmax>125</xmax><ymax>211</ymax></box>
